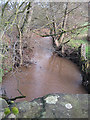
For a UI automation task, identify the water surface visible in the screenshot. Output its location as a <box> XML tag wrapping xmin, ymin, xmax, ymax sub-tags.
<box><xmin>2</xmin><ymin>36</ymin><xmax>87</xmax><ymax>101</ymax></box>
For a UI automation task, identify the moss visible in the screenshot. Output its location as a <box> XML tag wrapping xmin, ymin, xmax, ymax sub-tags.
<box><xmin>4</xmin><ymin>108</ymin><xmax>11</xmax><ymax>115</ymax></box>
<box><xmin>11</xmin><ymin>107</ymin><xmax>19</xmax><ymax>115</ymax></box>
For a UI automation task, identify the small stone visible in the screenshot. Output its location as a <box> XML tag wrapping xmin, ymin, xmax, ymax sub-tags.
<box><xmin>65</xmin><ymin>103</ymin><xmax>72</xmax><ymax>109</ymax></box>
<box><xmin>8</xmin><ymin>113</ymin><xmax>16</xmax><ymax>118</ymax></box>
<box><xmin>67</xmin><ymin>113</ymin><xmax>71</xmax><ymax>117</ymax></box>
<box><xmin>0</xmin><ymin>112</ymin><xmax>5</xmax><ymax>119</ymax></box>
<box><xmin>19</xmin><ymin>107</ymin><xmax>22</xmax><ymax>110</ymax></box>
<box><xmin>39</xmin><ymin>103</ymin><xmax>43</xmax><ymax>105</ymax></box>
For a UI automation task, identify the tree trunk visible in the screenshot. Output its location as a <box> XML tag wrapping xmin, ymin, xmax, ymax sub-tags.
<box><xmin>19</xmin><ymin>28</ymin><xmax>23</xmax><ymax>66</ymax></box>
<box><xmin>20</xmin><ymin>2</ymin><xmax>32</xmax><ymax>34</ymax></box>
<box><xmin>57</xmin><ymin>3</ymin><xmax>68</xmax><ymax>47</ymax></box>
<box><xmin>87</xmin><ymin>2</ymin><xmax>90</xmax><ymax>41</ymax></box>
<box><xmin>16</xmin><ymin>25</ymin><xmax>23</xmax><ymax>66</ymax></box>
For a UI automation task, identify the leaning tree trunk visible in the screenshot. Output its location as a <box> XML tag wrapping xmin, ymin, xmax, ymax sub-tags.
<box><xmin>87</xmin><ymin>2</ymin><xmax>90</xmax><ymax>41</ymax></box>
<box><xmin>49</xmin><ymin>3</ymin><xmax>58</xmax><ymax>46</ymax></box>
<box><xmin>17</xmin><ymin>2</ymin><xmax>33</xmax><ymax>66</ymax></box>
<box><xmin>60</xmin><ymin>3</ymin><xmax>68</xmax><ymax>43</ymax></box>
<box><xmin>16</xmin><ymin>25</ymin><xmax>23</xmax><ymax>66</ymax></box>
<box><xmin>20</xmin><ymin>2</ymin><xmax>32</xmax><ymax>34</ymax></box>
<box><xmin>55</xmin><ymin>3</ymin><xmax>68</xmax><ymax>48</ymax></box>
<box><xmin>19</xmin><ymin>27</ymin><xmax>23</xmax><ymax>66</ymax></box>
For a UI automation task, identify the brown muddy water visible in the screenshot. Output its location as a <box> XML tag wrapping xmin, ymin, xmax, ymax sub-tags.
<box><xmin>1</xmin><ymin>36</ymin><xmax>87</xmax><ymax>101</ymax></box>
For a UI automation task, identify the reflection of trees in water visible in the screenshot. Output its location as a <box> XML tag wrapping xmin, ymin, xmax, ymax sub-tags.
<box><xmin>47</xmin><ymin>55</ymin><xmax>64</xmax><ymax>74</ymax></box>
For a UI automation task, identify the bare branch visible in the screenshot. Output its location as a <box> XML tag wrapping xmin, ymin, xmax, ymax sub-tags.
<box><xmin>1</xmin><ymin>0</ymin><xmax>10</xmax><ymax>17</ymax></box>
<box><xmin>34</xmin><ymin>24</ymin><xmax>89</xmax><ymax>38</ymax></box>
<box><xmin>57</xmin><ymin>3</ymin><xmax>82</xmax><ymax>29</ymax></box>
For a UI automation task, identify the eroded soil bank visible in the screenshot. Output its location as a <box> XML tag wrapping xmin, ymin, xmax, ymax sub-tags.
<box><xmin>1</xmin><ymin>34</ymin><xmax>87</xmax><ymax>101</ymax></box>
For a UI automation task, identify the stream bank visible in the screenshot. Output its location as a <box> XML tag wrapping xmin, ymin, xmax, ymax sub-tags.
<box><xmin>53</xmin><ymin>42</ymin><xmax>90</xmax><ymax>93</ymax></box>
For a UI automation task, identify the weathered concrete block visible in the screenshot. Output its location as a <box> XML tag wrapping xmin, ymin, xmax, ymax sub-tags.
<box><xmin>8</xmin><ymin>94</ymin><xmax>88</xmax><ymax>119</ymax></box>
<box><xmin>0</xmin><ymin>98</ymin><xmax>8</xmax><ymax>119</ymax></box>
<box><xmin>0</xmin><ymin>98</ymin><xmax>8</xmax><ymax>109</ymax></box>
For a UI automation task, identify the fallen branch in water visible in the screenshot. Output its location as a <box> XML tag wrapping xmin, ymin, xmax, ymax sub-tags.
<box><xmin>9</xmin><ymin>95</ymin><xmax>26</xmax><ymax>101</ymax></box>
<box><xmin>1</xmin><ymin>88</ymin><xmax>26</xmax><ymax>102</ymax></box>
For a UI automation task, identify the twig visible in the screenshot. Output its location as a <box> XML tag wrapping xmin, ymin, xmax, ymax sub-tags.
<box><xmin>17</xmin><ymin>89</ymin><xmax>24</xmax><ymax>96</ymax></box>
<box><xmin>63</xmin><ymin>40</ymin><xmax>70</xmax><ymax>45</ymax></box>
<box><xmin>10</xmin><ymin>95</ymin><xmax>26</xmax><ymax>101</ymax></box>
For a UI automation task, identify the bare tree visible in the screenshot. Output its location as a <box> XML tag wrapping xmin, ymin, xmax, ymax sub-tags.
<box><xmin>0</xmin><ymin>0</ymin><xmax>34</xmax><ymax>69</ymax></box>
<box><xmin>31</xmin><ymin>2</ymin><xmax>88</xmax><ymax>49</ymax></box>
